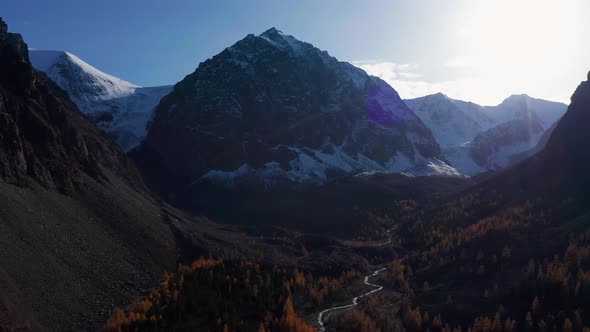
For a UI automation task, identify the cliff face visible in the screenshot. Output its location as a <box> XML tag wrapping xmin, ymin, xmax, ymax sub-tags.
<box><xmin>0</xmin><ymin>18</ymin><xmax>144</xmax><ymax>192</ymax></box>
<box><xmin>0</xmin><ymin>18</ymin><xmax>217</xmax><ymax>331</ymax></box>
<box><xmin>542</xmin><ymin>72</ymin><xmax>590</xmax><ymax>166</ymax></box>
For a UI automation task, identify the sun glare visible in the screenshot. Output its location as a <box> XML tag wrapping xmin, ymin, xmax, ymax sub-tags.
<box><xmin>461</xmin><ymin>0</ymin><xmax>575</xmax><ymax>68</ymax></box>
<box><xmin>447</xmin><ymin>0</ymin><xmax>585</xmax><ymax>103</ymax></box>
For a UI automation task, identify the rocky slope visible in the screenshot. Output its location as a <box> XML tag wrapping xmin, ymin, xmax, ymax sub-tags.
<box><xmin>405</xmin><ymin>93</ymin><xmax>567</xmax><ymax>175</ymax></box>
<box><xmin>133</xmin><ymin>28</ymin><xmax>458</xmax><ymax>205</ymax></box>
<box><xmin>0</xmin><ymin>18</ymin><xmax>256</xmax><ymax>331</ymax></box>
<box><xmin>29</xmin><ymin>50</ymin><xmax>172</xmax><ymax>151</ymax></box>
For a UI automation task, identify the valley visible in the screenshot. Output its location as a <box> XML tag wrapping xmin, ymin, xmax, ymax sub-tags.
<box><xmin>0</xmin><ymin>5</ymin><xmax>589</xmax><ymax>332</ymax></box>
<box><xmin>316</xmin><ymin>225</ymin><xmax>400</xmax><ymax>332</ymax></box>
<box><xmin>317</xmin><ymin>267</ymin><xmax>389</xmax><ymax>332</ymax></box>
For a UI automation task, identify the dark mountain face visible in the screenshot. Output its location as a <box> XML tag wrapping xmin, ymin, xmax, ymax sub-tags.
<box><xmin>0</xmin><ymin>18</ymin><xmax>163</xmax><ymax>330</ymax></box>
<box><xmin>0</xmin><ymin>18</ymin><xmax>254</xmax><ymax>331</ymax></box>
<box><xmin>132</xmin><ymin>28</ymin><xmax>451</xmax><ymax>201</ymax></box>
<box><xmin>0</xmin><ymin>19</ymin><xmax>142</xmax><ymax>193</ymax></box>
<box><xmin>533</xmin><ymin>72</ymin><xmax>590</xmax><ymax>202</ymax></box>
<box><xmin>542</xmin><ymin>72</ymin><xmax>590</xmax><ymax>165</ymax></box>
<box><xmin>0</xmin><ymin>20</ymin><xmax>34</xmax><ymax>94</ymax></box>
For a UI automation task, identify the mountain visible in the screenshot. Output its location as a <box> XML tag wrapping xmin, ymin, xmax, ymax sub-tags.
<box><xmin>132</xmin><ymin>28</ymin><xmax>459</xmax><ymax>205</ymax></box>
<box><xmin>0</xmin><ymin>18</ymin><xmax>256</xmax><ymax>331</ymax></box>
<box><xmin>494</xmin><ymin>71</ymin><xmax>590</xmax><ymax>203</ymax></box>
<box><xmin>98</xmin><ymin>70</ymin><xmax>590</xmax><ymax>332</ymax></box>
<box><xmin>378</xmin><ymin>72</ymin><xmax>590</xmax><ymax>331</ymax></box>
<box><xmin>403</xmin><ymin>92</ymin><xmax>493</xmax><ymax>148</ymax></box>
<box><xmin>29</xmin><ymin>50</ymin><xmax>172</xmax><ymax>151</ymax></box>
<box><xmin>488</xmin><ymin>93</ymin><xmax>566</xmax><ymax>130</ymax></box>
<box><xmin>405</xmin><ymin>93</ymin><xmax>567</xmax><ymax>175</ymax></box>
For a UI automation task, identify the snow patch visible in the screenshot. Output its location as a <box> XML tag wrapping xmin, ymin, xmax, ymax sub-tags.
<box><xmin>199</xmin><ymin>164</ymin><xmax>251</xmax><ymax>187</ymax></box>
<box><xmin>199</xmin><ymin>144</ymin><xmax>462</xmax><ymax>187</ymax></box>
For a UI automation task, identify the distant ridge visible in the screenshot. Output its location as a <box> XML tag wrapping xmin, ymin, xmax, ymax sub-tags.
<box><xmin>404</xmin><ymin>93</ymin><xmax>567</xmax><ymax>175</ymax></box>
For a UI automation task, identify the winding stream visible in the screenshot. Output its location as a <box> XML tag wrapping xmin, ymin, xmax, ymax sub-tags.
<box><xmin>316</xmin><ymin>225</ymin><xmax>399</xmax><ymax>331</ymax></box>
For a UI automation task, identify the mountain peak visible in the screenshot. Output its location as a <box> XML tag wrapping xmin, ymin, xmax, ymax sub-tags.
<box><xmin>254</xmin><ymin>28</ymin><xmax>313</xmax><ymax>57</ymax></box>
<box><xmin>570</xmin><ymin>72</ymin><xmax>590</xmax><ymax>105</ymax></box>
<box><xmin>504</xmin><ymin>93</ymin><xmax>531</xmax><ymax>101</ymax></box>
<box><xmin>29</xmin><ymin>49</ymin><xmax>170</xmax><ymax>151</ymax></box>
<box><xmin>0</xmin><ymin>17</ymin><xmax>7</xmax><ymax>37</ymax></box>
<box><xmin>29</xmin><ymin>49</ymin><xmax>139</xmax><ymax>102</ymax></box>
<box><xmin>134</xmin><ymin>27</ymin><xmax>448</xmax><ymax>190</ymax></box>
<box><xmin>431</xmin><ymin>92</ymin><xmax>450</xmax><ymax>100</ymax></box>
<box><xmin>498</xmin><ymin>94</ymin><xmax>532</xmax><ymax>109</ymax></box>
<box><xmin>0</xmin><ymin>18</ymin><xmax>34</xmax><ymax>93</ymax></box>
<box><xmin>260</xmin><ymin>27</ymin><xmax>284</xmax><ymax>38</ymax></box>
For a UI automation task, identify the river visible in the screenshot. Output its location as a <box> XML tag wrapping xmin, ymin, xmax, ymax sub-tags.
<box><xmin>316</xmin><ymin>224</ymin><xmax>399</xmax><ymax>331</ymax></box>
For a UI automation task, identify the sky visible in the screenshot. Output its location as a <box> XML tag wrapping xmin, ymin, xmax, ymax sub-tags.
<box><xmin>3</xmin><ymin>0</ymin><xmax>589</xmax><ymax>105</ymax></box>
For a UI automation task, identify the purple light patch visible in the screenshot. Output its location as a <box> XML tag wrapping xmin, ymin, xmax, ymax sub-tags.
<box><xmin>365</xmin><ymin>81</ymin><xmax>414</xmax><ymax>126</ymax></box>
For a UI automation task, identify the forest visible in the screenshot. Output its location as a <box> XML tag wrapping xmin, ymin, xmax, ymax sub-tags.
<box><xmin>103</xmin><ymin>258</ymin><xmax>365</xmax><ymax>331</ymax></box>
<box><xmin>389</xmin><ymin>190</ymin><xmax>590</xmax><ymax>332</ymax></box>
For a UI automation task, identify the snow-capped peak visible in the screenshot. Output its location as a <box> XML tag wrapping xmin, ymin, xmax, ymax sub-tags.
<box><xmin>29</xmin><ymin>50</ymin><xmax>139</xmax><ymax>105</ymax></box>
<box><xmin>256</xmin><ymin>27</ymin><xmax>308</xmax><ymax>57</ymax></box>
<box><xmin>260</xmin><ymin>27</ymin><xmax>284</xmax><ymax>38</ymax></box>
<box><xmin>404</xmin><ymin>92</ymin><xmax>484</xmax><ymax>148</ymax></box>
<box><xmin>29</xmin><ymin>50</ymin><xmax>172</xmax><ymax>152</ymax></box>
<box><xmin>496</xmin><ymin>94</ymin><xmax>531</xmax><ymax>111</ymax></box>
<box><xmin>404</xmin><ymin>92</ymin><xmax>567</xmax><ymax>176</ymax></box>
<box><xmin>492</xmin><ymin>93</ymin><xmax>565</xmax><ymax>129</ymax></box>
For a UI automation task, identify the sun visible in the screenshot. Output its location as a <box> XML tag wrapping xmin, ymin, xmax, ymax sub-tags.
<box><xmin>461</xmin><ymin>0</ymin><xmax>579</xmax><ymax>73</ymax></box>
<box><xmin>442</xmin><ymin>0</ymin><xmax>586</xmax><ymax>103</ymax></box>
